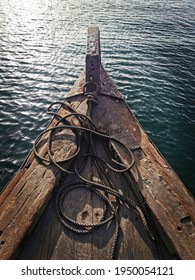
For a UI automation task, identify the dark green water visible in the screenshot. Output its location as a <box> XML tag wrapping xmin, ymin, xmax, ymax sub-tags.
<box><xmin>0</xmin><ymin>0</ymin><xmax>194</xmax><ymax>195</ymax></box>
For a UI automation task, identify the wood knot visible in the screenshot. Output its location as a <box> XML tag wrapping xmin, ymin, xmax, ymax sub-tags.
<box><xmin>0</xmin><ymin>240</ymin><xmax>5</xmax><ymax>246</ymax></box>
<box><xmin>81</xmin><ymin>210</ymin><xmax>89</xmax><ymax>220</ymax></box>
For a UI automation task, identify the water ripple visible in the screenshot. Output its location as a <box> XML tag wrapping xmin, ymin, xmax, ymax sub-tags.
<box><xmin>0</xmin><ymin>0</ymin><xmax>194</xmax><ymax>195</ymax></box>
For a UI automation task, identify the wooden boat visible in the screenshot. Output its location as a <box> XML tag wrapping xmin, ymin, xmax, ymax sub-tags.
<box><xmin>0</xmin><ymin>26</ymin><xmax>194</xmax><ymax>260</ymax></box>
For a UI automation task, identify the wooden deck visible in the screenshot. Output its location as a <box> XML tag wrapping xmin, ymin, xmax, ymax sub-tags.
<box><xmin>0</xmin><ymin>27</ymin><xmax>194</xmax><ymax>260</ymax></box>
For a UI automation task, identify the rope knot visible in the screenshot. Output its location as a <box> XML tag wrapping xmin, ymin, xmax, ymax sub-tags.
<box><xmin>85</xmin><ymin>91</ymin><xmax>98</xmax><ymax>105</ymax></box>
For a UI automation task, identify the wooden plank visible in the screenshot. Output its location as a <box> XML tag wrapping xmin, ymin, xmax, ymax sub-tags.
<box><xmin>0</xmin><ymin>168</ymin><xmax>27</xmax><ymax>205</ymax></box>
<box><xmin>139</xmin><ymin>143</ymin><xmax>195</xmax><ymax>259</ymax></box>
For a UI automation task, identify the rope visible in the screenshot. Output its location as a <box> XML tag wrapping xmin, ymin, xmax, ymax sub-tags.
<box><xmin>33</xmin><ymin>89</ymin><xmax>163</xmax><ymax>260</ymax></box>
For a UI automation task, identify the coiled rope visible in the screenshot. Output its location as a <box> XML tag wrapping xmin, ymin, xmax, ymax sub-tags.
<box><xmin>33</xmin><ymin>90</ymin><xmax>163</xmax><ymax>260</ymax></box>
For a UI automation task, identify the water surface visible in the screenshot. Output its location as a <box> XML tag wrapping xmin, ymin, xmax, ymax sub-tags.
<box><xmin>0</xmin><ymin>0</ymin><xmax>194</xmax><ymax>195</ymax></box>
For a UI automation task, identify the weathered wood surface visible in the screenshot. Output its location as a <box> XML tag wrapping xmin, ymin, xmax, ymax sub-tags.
<box><xmin>14</xmin><ymin>77</ymin><xmax>165</xmax><ymax>260</ymax></box>
<box><xmin>0</xmin><ymin>66</ymin><xmax>194</xmax><ymax>260</ymax></box>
